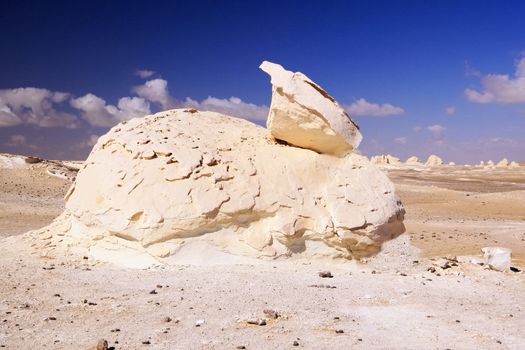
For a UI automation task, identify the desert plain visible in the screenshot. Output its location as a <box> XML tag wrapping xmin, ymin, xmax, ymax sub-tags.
<box><xmin>0</xmin><ymin>157</ymin><xmax>523</xmax><ymax>349</ymax></box>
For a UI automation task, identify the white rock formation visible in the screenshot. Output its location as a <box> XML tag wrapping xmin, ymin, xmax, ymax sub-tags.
<box><xmin>405</xmin><ymin>156</ymin><xmax>421</xmax><ymax>165</ymax></box>
<box><xmin>482</xmin><ymin>247</ymin><xmax>512</xmax><ymax>271</ymax></box>
<box><xmin>30</xmin><ymin>109</ymin><xmax>405</xmax><ymax>267</ymax></box>
<box><xmin>371</xmin><ymin>154</ymin><xmax>401</xmax><ymax>165</ymax></box>
<box><xmin>425</xmin><ymin>155</ymin><xmax>443</xmax><ymax>166</ymax></box>
<box><xmin>0</xmin><ymin>153</ymin><xmax>26</xmax><ymax>169</ymax></box>
<box><xmin>509</xmin><ymin>161</ymin><xmax>520</xmax><ymax>168</ymax></box>
<box><xmin>260</xmin><ymin>61</ymin><xmax>362</xmax><ymax>156</ymax></box>
<box><xmin>486</xmin><ymin>160</ymin><xmax>495</xmax><ymax>168</ymax></box>
<box><xmin>496</xmin><ymin>158</ymin><xmax>509</xmax><ymax>168</ymax></box>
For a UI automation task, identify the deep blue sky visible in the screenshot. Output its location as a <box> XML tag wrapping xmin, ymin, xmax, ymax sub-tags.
<box><xmin>1</xmin><ymin>0</ymin><xmax>525</xmax><ymax>162</ymax></box>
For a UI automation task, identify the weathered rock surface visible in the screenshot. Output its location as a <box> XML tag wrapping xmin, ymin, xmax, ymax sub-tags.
<box><xmin>425</xmin><ymin>155</ymin><xmax>443</xmax><ymax>166</ymax></box>
<box><xmin>509</xmin><ymin>161</ymin><xmax>520</xmax><ymax>168</ymax></box>
<box><xmin>371</xmin><ymin>154</ymin><xmax>401</xmax><ymax>165</ymax></box>
<box><xmin>260</xmin><ymin>61</ymin><xmax>362</xmax><ymax>156</ymax></box>
<box><xmin>29</xmin><ymin>109</ymin><xmax>405</xmax><ymax>267</ymax></box>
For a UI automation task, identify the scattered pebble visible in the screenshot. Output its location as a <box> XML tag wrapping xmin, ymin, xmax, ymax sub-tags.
<box><xmin>246</xmin><ymin>318</ymin><xmax>267</xmax><ymax>326</ymax></box>
<box><xmin>293</xmin><ymin>340</ymin><xmax>299</xmax><ymax>346</ymax></box>
<box><xmin>308</xmin><ymin>284</ymin><xmax>336</xmax><ymax>289</ymax></box>
<box><xmin>162</xmin><ymin>316</ymin><xmax>172</xmax><ymax>323</ymax></box>
<box><xmin>335</xmin><ymin>329</ymin><xmax>344</xmax><ymax>334</ymax></box>
<box><xmin>195</xmin><ymin>319</ymin><xmax>205</xmax><ymax>327</ymax></box>
<box><xmin>318</xmin><ymin>271</ymin><xmax>333</xmax><ymax>278</ymax></box>
<box><xmin>263</xmin><ymin>309</ymin><xmax>279</xmax><ymax>319</ymax></box>
<box><xmin>96</xmin><ymin>339</ymin><xmax>108</xmax><ymax>350</ymax></box>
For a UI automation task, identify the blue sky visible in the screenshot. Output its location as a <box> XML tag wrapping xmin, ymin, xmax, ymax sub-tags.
<box><xmin>1</xmin><ymin>0</ymin><xmax>524</xmax><ymax>163</ymax></box>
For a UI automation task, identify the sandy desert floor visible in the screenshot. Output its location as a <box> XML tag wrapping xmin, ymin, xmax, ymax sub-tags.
<box><xmin>0</xmin><ymin>162</ymin><xmax>524</xmax><ymax>349</ymax></box>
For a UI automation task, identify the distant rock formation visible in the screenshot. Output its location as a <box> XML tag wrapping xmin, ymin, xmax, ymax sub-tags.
<box><xmin>260</xmin><ymin>61</ymin><xmax>362</xmax><ymax>156</ymax></box>
<box><xmin>496</xmin><ymin>158</ymin><xmax>509</xmax><ymax>168</ymax></box>
<box><xmin>370</xmin><ymin>154</ymin><xmax>401</xmax><ymax>165</ymax></box>
<box><xmin>405</xmin><ymin>156</ymin><xmax>421</xmax><ymax>165</ymax></box>
<box><xmin>509</xmin><ymin>161</ymin><xmax>520</xmax><ymax>168</ymax></box>
<box><xmin>29</xmin><ymin>62</ymin><xmax>405</xmax><ymax>267</ymax></box>
<box><xmin>425</xmin><ymin>155</ymin><xmax>443</xmax><ymax>166</ymax></box>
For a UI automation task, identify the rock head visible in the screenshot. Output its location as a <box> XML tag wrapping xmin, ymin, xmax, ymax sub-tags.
<box><xmin>260</xmin><ymin>61</ymin><xmax>362</xmax><ymax>156</ymax></box>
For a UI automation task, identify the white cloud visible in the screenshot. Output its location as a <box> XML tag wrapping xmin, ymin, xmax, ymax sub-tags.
<box><xmin>394</xmin><ymin>137</ymin><xmax>407</xmax><ymax>145</ymax></box>
<box><xmin>87</xmin><ymin>134</ymin><xmax>99</xmax><ymax>147</ymax></box>
<box><xmin>183</xmin><ymin>96</ymin><xmax>269</xmax><ymax>121</ymax></box>
<box><xmin>133</xmin><ymin>79</ymin><xmax>177</xmax><ymax>110</ymax></box>
<box><xmin>133</xmin><ymin>79</ymin><xmax>269</xmax><ymax>122</ymax></box>
<box><xmin>344</xmin><ymin>98</ymin><xmax>404</xmax><ymax>117</ymax></box>
<box><xmin>4</xmin><ymin>134</ymin><xmax>37</xmax><ymax>149</ymax></box>
<box><xmin>135</xmin><ymin>70</ymin><xmax>155</xmax><ymax>79</ymax></box>
<box><xmin>1</xmin><ymin>75</ymin><xmax>269</xmax><ymax>131</ymax></box>
<box><xmin>465</xmin><ymin>56</ymin><xmax>525</xmax><ymax>104</ymax></box>
<box><xmin>71</xmin><ymin>93</ymin><xmax>150</xmax><ymax>127</ymax></box>
<box><xmin>0</xmin><ymin>88</ymin><xmax>77</xmax><ymax>128</ymax></box>
<box><xmin>427</xmin><ymin>124</ymin><xmax>446</xmax><ymax>141</ymax></box>
<box><xmin>446</xmin><ymin>106</ymin><xmax>456</xmax><ymax>115</ymax></box>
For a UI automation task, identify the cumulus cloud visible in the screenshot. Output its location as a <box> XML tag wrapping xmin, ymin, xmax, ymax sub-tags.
<box><xmin>465</xmin><ymin>56</ymin><xmax>525</xmax><ymax>104</ymax></box>
<box><xmin>446</xmin><ymin>106</ymin><xmax>456</xmax><ymax>115</ymax></box>
<box><xmin>394</xmin><ymin>137</ymin><xmax>407</xmax><ymax>145</ymax></box>
<box><xmin>4</xmin><ymin>134</ymin><xmax>37</xmax><ymax>149</ymax></box>
<box><xmin>344</xmin><ymin>98</ymin><xmax>404</xmax><ymax>117</ymax></box>
<box><xmin>0</xmin><ymin>88</ymin><xmax>77</xmax><ymax>128</ymax></box>
<box><xmin>135</xmin><ymin>69</ymin><xmax>155</xmax><ymax>79</ymax></box>
<box><xmin>1</xmin><ymin>74</ymin><xmax>270</xmax><ymax>133</ymax></box>
<box><xmin>71</xmin><ymin>94</ymin><xmax>150</xmax><ymax>128</ymax></box>
<box><xmin>132</xmin><ymin>79</ymin><xmax>177</xmax><ymax>110</ymax></box>
<box><xmin>183</xmin><ymin>96</ymin><xmax>269</xmax><ymax>121</ymax></box>
<box><xmin>427</xmin><ymin>124</ymin><xmax>446</xmax><ymax>141</ymax></box>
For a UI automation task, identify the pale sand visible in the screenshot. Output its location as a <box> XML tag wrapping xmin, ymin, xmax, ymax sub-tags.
<box><xmin>0</xmin><ymin>164</ymin><xmax>524</xmax><ymax>349</ymax></box>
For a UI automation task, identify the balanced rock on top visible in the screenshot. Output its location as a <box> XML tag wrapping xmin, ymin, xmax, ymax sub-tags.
<box><xmin>27</xmin><ymin>62</ymin><xmax>405</xmax><ymax>268</ymax></box>
<box><xmin>260</xmin><ymin>61</ymin><xmax>362</xmax><ymax>156</ymax></box>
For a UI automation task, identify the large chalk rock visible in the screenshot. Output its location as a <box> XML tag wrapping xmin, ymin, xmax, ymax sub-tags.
<box><xmin>260</xmin><ymin>61</ymin><xmax>362</xmax><ymax>156</ymax></box>
<box><xmin>31</xmin><ymin>109</ymin><xmax>404</xmax><ymax>267</ymax></box>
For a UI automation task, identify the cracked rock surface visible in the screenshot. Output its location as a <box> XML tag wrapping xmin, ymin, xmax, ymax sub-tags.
<box><xmin>28</xmin><ymin>109</ymin><xmax>404</xmax><ymax>267</ymax></box>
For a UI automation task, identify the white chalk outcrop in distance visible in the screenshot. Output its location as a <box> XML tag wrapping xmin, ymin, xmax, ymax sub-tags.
<box><xmin>29</xmin><ymin>62</ymin><xmax>405</xmax><ymax>267</ymax></box>
<box><xmin>260</xmin><ymin>61</ymin><xmax>362</xmax><ymax>156</ymax></box>
<box><xmin>405</xmin><ymin>156</ymin><xmax>421</xmax><ymax>165</ymax></box>
<box><xmin>370</xmin><ymin>154</ymin><xmax>401</xmax><ymax>165</ymax></box>
<box><xmin>425</xmin><ymin>155</ymin><xmax>443</xmax><ymax>166</ymax></box>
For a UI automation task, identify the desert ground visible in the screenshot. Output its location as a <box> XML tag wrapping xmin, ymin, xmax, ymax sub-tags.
<box><xmin>0</xmin><ymin>159</ymin><xmax>524</xmax><ymax>349</ymax></box>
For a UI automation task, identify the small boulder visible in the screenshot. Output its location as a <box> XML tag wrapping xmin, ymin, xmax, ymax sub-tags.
<box><xmin>482</xmin><ymin>247</ymin><xmax>512</xmax><ymax>271</ymax></box>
